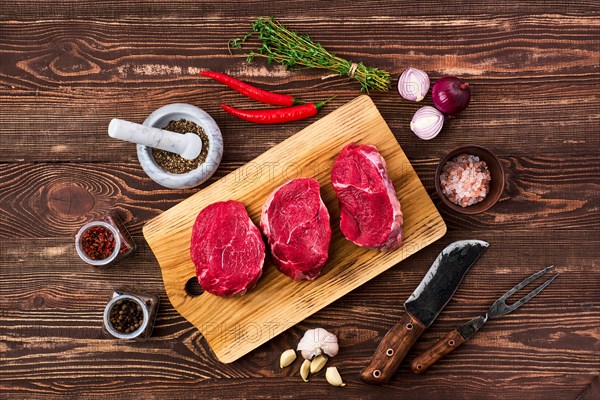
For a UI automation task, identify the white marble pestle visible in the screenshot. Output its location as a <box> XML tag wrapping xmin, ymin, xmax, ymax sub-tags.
<box><xmin>108</xmin><ymin>118</ymin><xmax>202</xmax><ymax>160</ymax></box>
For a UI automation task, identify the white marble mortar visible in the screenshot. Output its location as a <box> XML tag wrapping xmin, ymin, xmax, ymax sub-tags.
<box><xmin>137</xmin><ymin>104</ymin><xmax>223</xmax><ymax>189</ymax></box>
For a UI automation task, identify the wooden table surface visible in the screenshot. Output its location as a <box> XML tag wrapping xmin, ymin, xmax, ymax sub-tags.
<box><xmin>1</xmin><ymin>1</ymin><xmax>599</xmax><ymax>399</ymax></box>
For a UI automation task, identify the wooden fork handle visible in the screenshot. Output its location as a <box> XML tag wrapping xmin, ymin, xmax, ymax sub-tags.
<box><xmin>410</xmin><ymin>329</ymin><xmax>466</xmax><ymax>374</ymax></box>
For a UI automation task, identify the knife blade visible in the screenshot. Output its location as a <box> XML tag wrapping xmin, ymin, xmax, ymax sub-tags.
<box><xmin>360</xmin><ymin>240</ymin><xmax>489</xmax><ymax>385</ymax></box>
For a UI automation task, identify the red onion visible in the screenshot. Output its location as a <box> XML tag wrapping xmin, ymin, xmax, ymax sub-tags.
<box><xmin>431</xmin><ymin>76</ymin><xmax>471</xmax><ymax>115</ymax></box>
<box><xmin>397</xmin><ymin>67</ymin><xmax>430</xmax><ymax>102</ymax></box>
<box><xmin>410</xmin><ymin>106</ymin><xmax>444</xmax><ymax>140</ymax></box>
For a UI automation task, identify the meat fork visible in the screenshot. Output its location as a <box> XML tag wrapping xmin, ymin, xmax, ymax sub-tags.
<box><xmin>410</xmin><ymin>265</ymin><xmax>559</xmax><ymax>373</ymax></box>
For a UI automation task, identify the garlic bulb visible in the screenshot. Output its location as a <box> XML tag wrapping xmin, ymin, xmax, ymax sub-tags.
<box><xmin>297</xmin><ymin>328</ymin><xmax>339</xmax><ymax>360</ymax></box>
<box><xmin>398</xmin><ymin>67</ymin><xmax>430</xmax><ymax>102</ymax></box>
<box><xmin>410</xmin><ymin>106</ymin><xmax>444</xmax><ymax>140</ymax></box>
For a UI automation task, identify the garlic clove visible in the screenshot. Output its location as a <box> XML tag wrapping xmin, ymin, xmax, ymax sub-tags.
<box><xmin>300</xmin><ymin>359</ymin><xmax>311</xmax><ymax>382</ymax></box>
<box><xmin>398</xmin><ymin>67</ymin><xmax>430</xmax><ymax>102</ymax></box>
<box><xmin>280</xmin><ymin>349</ymin><xmax>297</xmax><ymax>368</ymax></box>
<box><xmin>310</xmin><ymin>354</ymin><xmax>328</xmax><ymax>374</ymax></box>
<box><xmin>325</xmin><ymin>367</ymin><xmax>346</xmax><ymax>387</ymax></box>
<box><xmin>410</xmin><ymin>106</ymin><xmax>444</xmax><ymax>140</ymax></box>
<box><xmin>297</xmin><ymin>328</ymin><xmax>339</xmax><ymax>360</ymax></box>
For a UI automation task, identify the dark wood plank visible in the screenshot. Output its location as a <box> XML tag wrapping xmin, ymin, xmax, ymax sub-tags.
<box><xmin>0</xmin><ymin>16</ymin><xmax>598</xmax><ymax>162</ymax></box>
<box><xmin>1</xmin><ymin>1</ymin><xmax>598</xmax><ymax>20</ymax></box>
<box><xmin>578</xmin><ymin>376</ymin><xmax>600</xmax><ymax>400</ymax></box>
<box><xmin>0</xmin><ymin>1</ymin><xmax>598</xmax><ymax>399</ymax></box>
<box><xmin>0</xmin><ymin>153</ymin><xmax>597</xmax><ymax>239</ymax></box>
<box><xmin>1</xmin><ymin>231</ymin><xmax>598</xmax><ymax>399</ymax></box>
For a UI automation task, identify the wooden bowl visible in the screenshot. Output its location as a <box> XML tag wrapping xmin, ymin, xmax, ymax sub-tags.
<box><xmin>435</xmin><ymin>145</ymin><xmax>505</xmax><ymax>214</ymax></box>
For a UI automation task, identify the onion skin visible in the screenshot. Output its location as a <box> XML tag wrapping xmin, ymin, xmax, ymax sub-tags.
<box><xmin>432</xmin><ymin>76</ymin><xmax>471</xmax><ymax>115</ymax></box>
<box><xmin>410</xmin><ymin>106</ymin><xmax>444</xmax><ymax>140</ymax></box>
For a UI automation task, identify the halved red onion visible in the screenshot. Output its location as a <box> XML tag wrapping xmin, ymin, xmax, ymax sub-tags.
<box><xmin>410</xmin><ymin>106</ymin><xmax>444</xmax><ymax>140</ymax></box>
<box><xmin>397</xmin><ymin>67</ymin><xmax>430</xmax><ymax>102</ymax></box>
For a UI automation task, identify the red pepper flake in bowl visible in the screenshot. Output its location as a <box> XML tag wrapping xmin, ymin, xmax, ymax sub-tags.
<box><xmin>439</xmin><ymin>154</ymin><xmax>491</xmax><ymax>208</ymax></box>
<box><xmin>76</xmin><ymin>213</ymin><xmax>136</xmax><ymax>268</ymax></box>
<box><xmin>81</xmin><ymin>226</ymin><xmax>116</xmax><ymax>260</ymax></box>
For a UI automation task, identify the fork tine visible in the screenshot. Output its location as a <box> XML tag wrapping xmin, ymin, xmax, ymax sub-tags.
<box><xmin>503</xmin><ymin>273</ymin><xmax>559</xmax><ymax>314</ymax></box>
<box><xmin>498</xmin><ymin>265</ymin><xmax>555</xmax><ymax>302</ymax></box>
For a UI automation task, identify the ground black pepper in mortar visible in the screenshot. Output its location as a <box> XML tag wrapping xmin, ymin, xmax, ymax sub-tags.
<box><xmin>152</xmin><ymin>119</ymin><xmax>209</xmax><ymax>174</ymax></box>
<box><xmin>109</xmin><ymin>299</ymin><xmax>144</xmax><ymax>333</ymax></box>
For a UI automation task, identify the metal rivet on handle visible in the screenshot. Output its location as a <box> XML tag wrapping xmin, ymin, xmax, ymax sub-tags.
<box><xmin>449</xmin><ymin>340</ymin><xmax>455</xmax><ymax>346</ymax></box>
<box><xmin>373</xmin><ymin>369</ymin><xmax>381</xmax><ymax>378</ymax></box>
<box><xmin>406</xmin><ymin>323</ymin><xmax>413</xmax><ymax>330</ymax></box>
<box><xmin>386</xmin><ymin>348</ymin><xmax>394</xmax><ymax>356</ymax></box>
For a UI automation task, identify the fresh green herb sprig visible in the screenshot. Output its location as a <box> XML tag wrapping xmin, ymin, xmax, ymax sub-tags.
<box><xmin>230</xmin><ymin>17</ymin><xmax>391</xmax><ymax>92</ymax></box>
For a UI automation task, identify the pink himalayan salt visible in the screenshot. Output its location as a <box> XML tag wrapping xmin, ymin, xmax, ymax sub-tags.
<box><xmin>440</xmin><ymin>153</ymin><xmax>491</xmax><ymax>208</ymax></box>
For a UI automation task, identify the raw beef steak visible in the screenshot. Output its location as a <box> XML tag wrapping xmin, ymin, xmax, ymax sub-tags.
<box><xmin>331</xmin><ymin>143</ymin><xmax>403</xmax><ymax>251</ymax></box>
<box><xmin>191</xmin><ymin>200</ymin><xmax>265</xmax><ymax>297</ymax></box>
<box><xmin>261</xmin><ymin>178</ymin><xmax>332</xmax><ymax>280</ymax></box>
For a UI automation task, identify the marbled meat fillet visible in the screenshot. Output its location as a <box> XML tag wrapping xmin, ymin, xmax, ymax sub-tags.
<box><xmin>261</xmin><ymin>178</ymin><xmax>332</xmax><ymax>280</ymax></box>
<box><xmin>191</xmin><ymin>200</ymin><xmax>265</xmax><ymax>297</ymax></box>
<box><xmin>331</xmin><ymin>143</ymin><xmax>403</xmax><ymax>251</ymax></box>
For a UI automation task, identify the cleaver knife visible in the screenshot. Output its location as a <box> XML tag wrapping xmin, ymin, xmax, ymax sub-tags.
<box><xmin>360</xmin><ymin>240</ymin><xmax>489</xmax><ymax>385</ymax></box>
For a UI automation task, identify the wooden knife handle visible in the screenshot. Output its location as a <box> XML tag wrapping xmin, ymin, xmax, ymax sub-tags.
<box><xmin>410</xmin><ymin>329</ymin><xmax>466</xmax><ymax>374</ymax></box>
<box><xmin>360</xmin><ymin>312</ymin><xmax>426</xmax><ymax>385</ymax></box>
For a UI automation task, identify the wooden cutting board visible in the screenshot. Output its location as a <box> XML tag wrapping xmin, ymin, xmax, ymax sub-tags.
<box><xmin>143</xmin><ymin>95</ymin><xmax>446</xmax><ymax>363</ymax></box>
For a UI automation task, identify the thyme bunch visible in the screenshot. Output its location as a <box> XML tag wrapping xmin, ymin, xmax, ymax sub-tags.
<box><xmin>230</xmin><ymin>17</ymin><xmax>391</xmax><ymax>92</ymax></box>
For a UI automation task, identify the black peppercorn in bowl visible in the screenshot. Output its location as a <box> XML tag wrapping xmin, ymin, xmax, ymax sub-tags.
<box><xmin>103</xmin><ymin>294</ymin><xmax>150</xmax><ymax>340</ymax></box>
<box><xmin>137</xmin><ymin>103</ymin><xmax>223</xmax><ymax>189</ymax></box>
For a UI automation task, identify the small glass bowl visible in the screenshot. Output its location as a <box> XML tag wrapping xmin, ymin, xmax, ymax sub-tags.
<box><xmin>103</xmin><ymin>290</ymin><xmax>159</xmax><ymax>341</ymax></box>
<box><xmin>75</xmin><ymin>221</ymin><xmax>122</xmax><ymax>267</ymax></box>
<box><xmin>103</xmin><ymin>294</ymin><xmax>149</xmax><ymax>340</ymax></box>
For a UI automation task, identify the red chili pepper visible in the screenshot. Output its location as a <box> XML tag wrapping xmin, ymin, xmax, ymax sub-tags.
<box><xmin>221</xmin><ymin>99</ymin><xmax>332</xmax><ymax>124</ymax></box>
<box><xmin>201</xmin><ymin>71</ymin><xmax>301</xmax><ymax>107</ymax></box>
